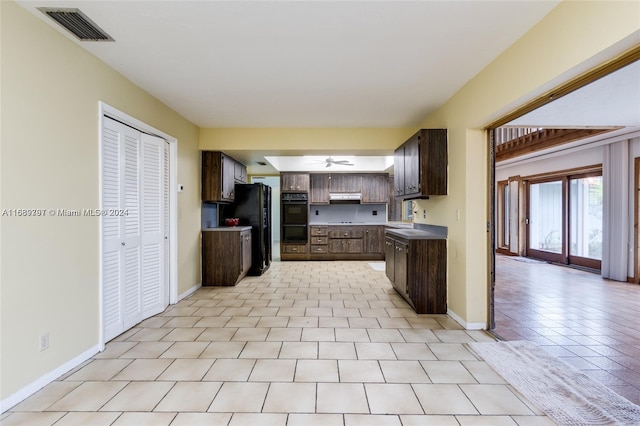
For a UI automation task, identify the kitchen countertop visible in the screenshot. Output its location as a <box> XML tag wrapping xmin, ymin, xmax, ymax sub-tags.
<box><xmin>385</xmin><ymin>221</ymin><xmax>414</xmax><ymax>229</ymax></box>
<box><xmin>308</xmin><ymin>222</ymin><xmax>388</xmax><ymax>226</ymax></box>
<box><xmin>203</xmin><ymin>226</ymin><xmax>252</xmax><ymax>232</ymax></box>
<box><xmin>308</xmin><ymin>221</ymin><xmax>417</xmax><ymax>228</ymax></box>
<box><xmin>385</xmin><ymin>228</ymin><xmax>446</xmax><ymax>240</ymax></box>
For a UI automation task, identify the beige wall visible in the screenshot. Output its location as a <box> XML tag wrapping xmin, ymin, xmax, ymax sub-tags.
<box><xmin>1</xmin><ymin>2</ymin><xmax>201</xmax><ymax>400</ymax></box>
<box><xmin>413</xmin><ymin>0</ymin><xmax>640</xmax><ymax>326</ymax></box>
<box><xmin>200</xmin><ymin>127</ymin><xmax>413</xmax><ymax>152</ymax></box>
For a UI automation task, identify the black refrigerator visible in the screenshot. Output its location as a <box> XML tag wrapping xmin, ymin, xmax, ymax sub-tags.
<box><xmin>222</xmin><ymin>183</ymin><xmax>272</xmax><ymax>276</ymax></box>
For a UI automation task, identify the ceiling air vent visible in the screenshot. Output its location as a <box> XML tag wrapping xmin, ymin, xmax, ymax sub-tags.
<box><xmin>38</xmin><ymin>8</ymin><xmax>114</xmax><ymax>41</ymax></box>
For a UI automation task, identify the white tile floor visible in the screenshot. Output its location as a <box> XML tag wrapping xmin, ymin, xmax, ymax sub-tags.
<box><xmin>2</xmin><ymin>261</ymin><xmax>553</xmax><ymax>425</ymax></box>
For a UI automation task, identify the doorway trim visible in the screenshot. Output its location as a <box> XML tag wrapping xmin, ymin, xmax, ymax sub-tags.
<box><xmin>486</xmin><ymin>44</ymin><xmax>640</xmax><ymax>331</ymax></box>
<box><xmin>98</xmin><ymin>102</ymin><xmax>179</xmax><ymax>350</ymax></box>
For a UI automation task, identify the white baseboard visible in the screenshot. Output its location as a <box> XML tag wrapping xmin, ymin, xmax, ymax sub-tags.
<box><xmin>0</xmin><ymin>344</ymin><xmax>100</xmax><ymax>413</ymax></box>
<box><xmin>178</xmin><ymin>282</ymin><xmax>201</xmax><ymax>302</ymax></box>
<box><xmin>447</xmin><ymin>309</ymin><xmax>487</xmax><ymax>330</ymax></box>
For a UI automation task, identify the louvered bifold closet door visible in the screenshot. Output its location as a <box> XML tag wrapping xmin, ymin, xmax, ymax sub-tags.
<box><xmin>140</xmin><ymin>134</ymin><xmax>166</xmax><ymax>318</ymax></box>
<box><xmin>102</xmin><ymin>117</ymin><xmax>142</xmax><ymax>341</ymax></box>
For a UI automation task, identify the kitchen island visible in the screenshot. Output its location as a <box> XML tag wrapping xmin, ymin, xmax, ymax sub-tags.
<box><xmin>384</xmin><ymin>224</ymin><xmax>447</xmax><ymax>314</ymax></box>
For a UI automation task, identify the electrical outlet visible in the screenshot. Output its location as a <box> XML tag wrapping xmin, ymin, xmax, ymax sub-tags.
<box><xmin>372</xmin><ymin>210</ymin><xmax>377</xmax><ymax>216</ymax></box>
<box><xmin>39</xmin><ymin>332</ymin><xmax>49</xmax><ymax>351</ymax></box>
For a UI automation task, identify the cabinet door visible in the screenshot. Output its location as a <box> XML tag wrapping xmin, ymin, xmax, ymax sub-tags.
<box><xmin>362</xmin><ymin>174</ymin><xmax>389</xmax><ymax>203</ymax></box>
<box><xmin>202</xmin><ymin>231</ymin><xmax>243</xmax><ymax>286</ymax></box>
<box><xmin>296</xmin><ymin>174</ymin><xmax>310</xmax><ymax>191</ymax></box>
<box><xmin>329</xmin><ymin>174</ymin><xmax>362</xmax><ymax>193</ymax></box>
<box><xmin>421</xmin><ymin>129</ymin><xmax>448</xmax><ymax>196</ymax></box>
<box><xmin>310</xmin><ymin>174</ymin><xmax>330</xmax><ymax>204</ymax></box>
<box><xmin>221</xmin><ymin>153</ymin><xmax>236</xmax><ymax>201</ymax></box>
<box><xmin>234</xmin><ymin>161</ymin><xmax>247</xmax><ymax>183</ymax></box>
<box><xmin>282</xmin><ymin>173</ymin><xmax>310</xmax><ymax>192</ymax></box>
<box><xmin>394</xmin><ymin>146</ymin><xmax>405</xmax><ymax>197</ymax></box>
<box><xmin>364</xmin><ymin>227</ymin><xmax>383</xmax><ymax>253</ymax></box>
<box><xmin>328</xmin><ymin>238</ymin><xmax>363</xmax><ymax>253</ymax></box>
<box><xmin>346</xmin><ymin>239</ymin><xmax>363</xmax><ymax>253</ymax></box>
<box><xmin>404</xmin><ymin>134</ymin><xmax>420</xmax><ymax>196</ymax></box>
<box><xmin>394</xmin><ymin>241</ymin><xmax>408</xmax><ymax>297</ymax></box>
<box><xmin>328</xmin><ymin>239</ymin><xmax>346</xmax><ymax>253</ymax></box>
<box><xmin>241</xmin><ymin>231</ymin><xmax>252</xmax><ymax>276</ymax></box>
<box><xmin>202</xmin><ymin>151</ymin><xmax>223</xmax><ymax>202</ymax></box>
<box><xmin>384</xmin><ymin>237</ymin><xmax>395</xmax><ymax>281</ymax></box>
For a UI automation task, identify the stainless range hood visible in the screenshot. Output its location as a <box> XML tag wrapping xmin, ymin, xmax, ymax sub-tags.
<box><xmin>329</xmin><ymin>193</ymin><xmax>361</xmax><ymax>204</ymax></box>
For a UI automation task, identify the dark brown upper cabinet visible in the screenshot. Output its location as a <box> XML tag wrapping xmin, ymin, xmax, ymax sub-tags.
<box><xmin>202</xmin><ymin>151</ymin><xmax>246</xmax><ymax>202</ymax></box>
<box><xmin>310</xmin><ymin>173</ymin><xmax>389</xmax><ymax>204</ymax></box>
<box><xmin>234</xmin><ymin>161</ymin><xmax>247</xmax><ymax>183</ymax></box>
<box><xmin>329</xmin><ymin>174</ymin><xmax>362</xmax><ymax>193</ymax></box>
<box><xmin>310</xmin><ymin>174</ymin><xmax>330</xmax><ymax>204</ymax></box>
<box><xmin>281</xmin><ymin>172</ymin><xmax>310</xmax><ymax>192</ymax></box>
<box><xmin>394</xmin><ymin>129</ymin><xmax>447</xmax><ymax>198</ymax></box>
<box><xmin>361</xmin><ymin>174</ymin><xmax>389</xmax><ymax>203</ymax></box>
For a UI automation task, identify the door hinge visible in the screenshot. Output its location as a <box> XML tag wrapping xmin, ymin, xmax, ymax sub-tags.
<box><xmin>525</xmin><ymin>218</ymin><xmax>529</xmax><ymax>225</ymax></box>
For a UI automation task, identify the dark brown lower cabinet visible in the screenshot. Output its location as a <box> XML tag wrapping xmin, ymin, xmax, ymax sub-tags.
<box><xmin>280</xmin><ymin>243</ymin><xmax>309</xmax><ymax>260</ymax></box>
<box><xmin>385</xmin><ymin>233</ymin><xmax>446</xmax><ymax>314</ymax></box>
<box><xmin>202</xmin><ymin>228</ymin><xmax>252</xmax><ymax>286</ymax></box>
<box><xmin>329</xmin><ymin>238</ymin><xmax>363</xmax><ymax>253</ymax></box>
<box><xmin>300</xmin><ymin>225</ymin><xmax>384</xmax><ymax>261</ymax></box>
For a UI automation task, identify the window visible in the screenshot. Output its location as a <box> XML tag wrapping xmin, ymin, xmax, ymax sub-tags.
<box><xmin>526</xmin><ymin>169</ymin><xmax>602</xmax><ymax>270</ymax></box>
<box><xmin>569</xmin><ymin>175</ymin><xmax>603</xmax><ymax>260</ymax></box>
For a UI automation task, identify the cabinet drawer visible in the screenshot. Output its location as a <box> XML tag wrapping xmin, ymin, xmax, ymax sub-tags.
<box><xmin>282</xmin><ymin>244</ymin><xmax>308</xmax><ymax>254</ymax></box>
<box><xmin>328</xmin><ymin>229</ymin><xmax>364</xmax><ymax>239</ymax></box>
<box><xmin>311</xmin><ymin>236</ymin><xmax>328</xmax><ymax>245</ymax></box>
<box><xmin>310</xmin><ymin>245</ymin><xmax>328</xmax><ymax>253</ymax></box>
<box><xmin>310</xmin><ymin>226</ymin><xmax>328</xmax><ymax>236</ymax></box>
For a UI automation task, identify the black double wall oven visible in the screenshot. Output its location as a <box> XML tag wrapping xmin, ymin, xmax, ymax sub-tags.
<box><xmin>281</xmin><ymin>192</ymin><xmax>308</xmax><ymax>243</ymax></box>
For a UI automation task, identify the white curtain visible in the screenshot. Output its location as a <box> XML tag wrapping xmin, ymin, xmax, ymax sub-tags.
<box><xmin>601</xmin><ymin>140</ymin><xmax>629</xmax><ymax>281</ymax></box>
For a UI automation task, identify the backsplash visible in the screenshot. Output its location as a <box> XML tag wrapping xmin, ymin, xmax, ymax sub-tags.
<box><xmin>310</xmin><ymin>204</ymin><xmax>387</xmax><ymax>224</ymax></box>
<box><xmin>201</xmin><ymin>202</ymin><xmax>218</xmax><ymax>229</ymax></box>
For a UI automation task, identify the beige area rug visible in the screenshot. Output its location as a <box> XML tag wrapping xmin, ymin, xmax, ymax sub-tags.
<box><xmin>469</xmin><ymin>340</ymin><xmax>640</xmax><ymax>426</ymax></box>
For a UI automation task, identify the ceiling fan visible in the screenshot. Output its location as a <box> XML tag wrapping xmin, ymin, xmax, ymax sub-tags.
<box><xmin>321</xmin><ymin>157</ymin><xmax>354</xmax><ymax>167</ymax></box>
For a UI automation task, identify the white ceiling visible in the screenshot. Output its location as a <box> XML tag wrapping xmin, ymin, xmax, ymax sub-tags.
<box><xmin>508</xmin><ymin>59</ymin><xmax>640</xmax><ymax>128</ymax></box>
<box><xmin>19</xmin><ymin>0</ymin><xmax>559</xmax><ymax>129</ymax></box>
<box><xmin>18</xmin><ymin>1</ymin><xmax>638</xmax><ymax>173</ymax></box>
